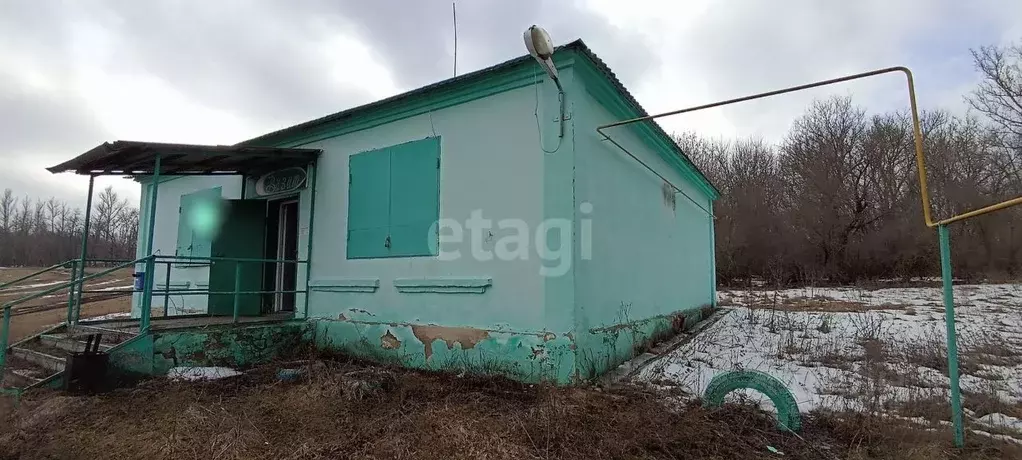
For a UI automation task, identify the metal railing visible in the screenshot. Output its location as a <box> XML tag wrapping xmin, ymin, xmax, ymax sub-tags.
<box><xmin>0</xmin><ymin>262</ymin><xmax>73</xmax><ymax>292</ymax></box>
<box><xmin>0</xmin><ymin>254</ymin><xmax>309</xmax><ymax>386</ymax></box>
<box><xmin>0</xmin><ymin>257</ymin><xmax>142</xmax><ymax>382</ymax></box>
<box><xmin>146</xmin><ymin>255</ymin><xmax>309</xmax><ymax>325</ymax></box>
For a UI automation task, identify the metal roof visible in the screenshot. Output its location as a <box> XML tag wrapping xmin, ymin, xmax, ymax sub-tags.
<box><xmin>240</xmin><ymin>42</ymin><xmax>586</xmax><ymax>147</ymax></box>
<box><xmin>46</xmin><ymin>141</ymin><xmax>321</xmax><ymax>176</ymax></box>
<box><xmin>238</xmin><ymin>40</ymin><xmax>717</xmax><ymax>195</ymax></box>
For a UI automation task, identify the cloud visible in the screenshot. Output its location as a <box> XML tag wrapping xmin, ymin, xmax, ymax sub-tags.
<box><xmin>0</xmin><ymin>0</ymin><xmax>1019</xmax><ymax>206</ymax></box>
<box><xmin>326</xmin><ymin>0</ymin><xmax>658</xmax><ymax>91</ymax></box>
<box><xmin>587</xmin><ymin>0</ymin><xmax>1022</xmax><ymax>142</ymax></box>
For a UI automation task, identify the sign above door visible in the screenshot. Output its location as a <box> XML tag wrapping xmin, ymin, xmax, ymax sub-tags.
<box><xmin>255</xmin><ymin>167</ymin><xmax>307</xmax><ymax>197</ymax></box>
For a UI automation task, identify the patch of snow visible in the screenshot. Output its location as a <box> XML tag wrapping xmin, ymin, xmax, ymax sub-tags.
<box><xmin>167</xmin><ymin>367</ymin><xmax>243</xmax><ymax>381</ymax></box>
<box><xmin>96</xmin><ymin>285</ymin><xmax>135</xmax><ymax>292</ymax></box>
<box><xmin>970</xmin><ymin>429</ymin><xmax>1022</xmax><ymax>445</ymax></box>
<box><xmin>88</xmin><ymin>279</ymin><xmax>126</xmax><ymax>287</ymax></box>
<box><xmin>639</xmin><ymin>284</ymin><xmax>1022</xmax><ymax>417</ymax></box>
<box><xmin>4</xmin><ymin>280</ymin><xmax>66</xmax><ymax>291</ymax></box>
<box><xmin>81</xmin><ymin>312</ymin><xmax>131</xmax><ymax>322</ymax></box>
<box><xmin>977</xmin><ymin>413</ymin><xmax>1022</xmax><ymax>432</ymax></box>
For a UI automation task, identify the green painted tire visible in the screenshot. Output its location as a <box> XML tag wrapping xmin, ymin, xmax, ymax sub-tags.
<box><xmin>703</xmin><ymin>370</ymin><xmax>801</xmax><ymax>432</ymax></box>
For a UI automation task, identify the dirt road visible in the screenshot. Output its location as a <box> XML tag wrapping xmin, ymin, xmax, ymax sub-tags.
<box><xmin>0</xmin><ymin>267</ymin><xmax>133</xmax><ymax>341</ymax></box>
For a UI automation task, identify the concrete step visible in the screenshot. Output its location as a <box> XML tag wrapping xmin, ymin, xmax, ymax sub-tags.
<box><xmin>68</xmin><ymin>325</ymin><xmax>137</xmax><ymax>344</ymax></box>
<box><xmin>39</xmin><ymin>334</ymin><xmax>113</xmax><ymax>353</ymax></box>
<box><xmin>1</xmin><ymin>355</ymin><xmax>50</xmax><ymax>389</ymax></box>
<box><xmin>10</xmin><ymin>347</ymin><xmax>66</xmax><ymax>374</ymax></box>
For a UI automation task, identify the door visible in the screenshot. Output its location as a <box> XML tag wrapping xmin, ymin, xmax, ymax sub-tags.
<box><xmin>275</xmin><ymin>200</ymin><xmax>299</xmax><ymax>311</ymax></box>
<box><xmin>208</xmin><ymin>200</ymin><xmax>266</xmax><ymax>316</ymax></box>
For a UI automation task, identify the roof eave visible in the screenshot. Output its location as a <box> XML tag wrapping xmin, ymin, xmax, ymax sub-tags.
<box><xmin>47</xmin><ymin>141</ymin><xmax>321</xmax><ymax>176</ymax></box>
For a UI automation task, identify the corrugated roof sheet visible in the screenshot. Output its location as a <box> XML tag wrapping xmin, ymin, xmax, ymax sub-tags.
<box><xmin>47</xmin><ymin>141</ymin><xmax>321</xmax><ymax>176</ymax></box>
<box><xmin>237</xmin><ymin>40</ymin><xmax>714</xmax><ymax>193</ymax></box>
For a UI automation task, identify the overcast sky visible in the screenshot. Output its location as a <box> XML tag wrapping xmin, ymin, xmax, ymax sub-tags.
<box><xmin>2</xmin><ymin>0</ymin><xmax>1020</xmax><ymax>207</ymax></box>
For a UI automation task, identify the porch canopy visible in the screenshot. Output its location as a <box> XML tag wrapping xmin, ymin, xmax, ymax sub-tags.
<box><xmin>47</xmin><ymin>141</ymin><xmax>324</xmax><ymax>330</ymax></box>
<box><xmin>47</xmin><ymin>140</ymin><xmax>321</xmax><ymax>176</ymax></box>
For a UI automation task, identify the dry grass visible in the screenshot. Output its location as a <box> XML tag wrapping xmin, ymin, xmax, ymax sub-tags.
<box><xmin>811</xmin><ymin>409</ymin><xmax>1021</xmax><ymax>460</ymax></box>
<box><xmin>1</xmin><ymin>354</ymin><xmax>1020</xmax><ymax>460</ymax></box>
<box><xmin>743</xmin><ymin>294</ymin><xmax>906</xmax><ymax>313</ymax></box>
<box><xmin>887</xmin><ymin>328</ymin><xmax>1022</xmax><ymax>378</ymax></box>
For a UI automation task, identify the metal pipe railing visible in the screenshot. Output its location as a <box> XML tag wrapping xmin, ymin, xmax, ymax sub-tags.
<box><xmin>0</xmin><ymin>261</ymin><xmax>74</xmax><ymax>292</ymax></box>
<box><xmin>153</xmin><ymin>255</ymin><xmax>310</xmax><ymax>264</ymax></box>
<box><xmin>0</xmin><ymin>254</ymin><xmax>310</xmax><ymax>384</ymax></box>
<box><xmin>1</xmin><ymin>258</ymin><xmax>143</xmax><ymax>311</ymax></box>
<box><xmin>0</xmin><ymin>256</ymin><xmax>148</xmax><ymax>380</ymax></box>
<box><xmin>65</xmin><ymin>259</ymin><xmax>78</xmax><ymax>325</ymax></box>
<box><xmin>154</xmin><ymin>290</ymin><xmax>307</xmax><ymax>296</ymax></box>
<box><xmin>149</xmin><ymin>257</ymin><xmax>307</xmax><ymax>321</ymax></box>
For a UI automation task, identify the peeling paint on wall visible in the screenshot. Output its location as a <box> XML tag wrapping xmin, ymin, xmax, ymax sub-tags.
<box><xmin>313</xmin><ymin>318</ymin><xmax>576</xmax><ymax>383</ymax></box>
<box><xmin>102</xmin><ymin>307</ymin><xmax>715</xmax><ymax>386</ymax></box>
<box><xmin>410</xmin><ymin>325</ymin><xmax>490</xmax><ymax>359</ymax></box>
<box><xmin>150</xmin><ymin>323</ymin><xmax>308</xmax><ymax>374</ymax></box>
<box><xmin>381</xmin><ymin>330</ymin><xmax>401</xmax><ymax>350</ymax></box>
<box><xmin>104</xmin><ymin>323</ymin><xmax>310</xmax><ymax>381</ymax></box>
<box><xmin>575</xmin><ymin>306</ymin><xmax>713</xmax><ymax>381</ymax></box>
<box><xmin>311</xmin><ymin>306</ymin><xmax>714</xmax><ymax>385</ymax></box>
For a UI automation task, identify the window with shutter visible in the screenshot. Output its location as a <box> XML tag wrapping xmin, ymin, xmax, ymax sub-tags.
<box><xmin>347</xmin><ymin>137</ymin><xmax>440</xmax><ymax>259</ymax></box>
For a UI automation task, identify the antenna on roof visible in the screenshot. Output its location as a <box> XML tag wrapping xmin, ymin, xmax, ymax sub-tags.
<box><xmin>452</xmin><ymin>2</ymin><xmax>458</xmax><ymax>76</ymax></box>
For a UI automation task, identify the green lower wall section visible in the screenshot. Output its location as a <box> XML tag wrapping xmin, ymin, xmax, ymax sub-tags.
<box><xmin>107</xmin><ymin>322</ymin><xmax>310</xmax><ymax>378</ymax></box>
<box><xmin>108</xmin><ymin>334</ymin><xmax>156</xmax><ymax>378</ymax></box>
<box><xmin>103</xmin><ymin>308</ymin><xmax>714</xmax><ymax>385</ymax></box>
<box><xmin>312</xmin><ymin>319</ymin><xmax>576</xmax><ymax>384</ymax></box>
<box><xmin>151</xmin><ymin>323</ymin><xmax>309</xmax><ymax>373</ymax></box>
<box><xmin>312</xmin><ymin>305</ymin><xmax>714</xmax><ymax>384</ymax></box>
<box><xmin>574</xmin><ymin>306</ymin><xmax>713</xmax><ymax>381</ymax></box>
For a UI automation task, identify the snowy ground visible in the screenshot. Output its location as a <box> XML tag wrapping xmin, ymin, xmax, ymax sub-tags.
<box><xmin>81</xmin><ymin>311</ymin><xmax>132</xmax><ymax>322</ymax></box>
<box><xmin>167</xmin><ymin>366</ymin><xmax>242</xmax><ymax>381</ymax></box>
<box><xmin>638</xmin><ymin>283</ymin><xmax>1022</xmax><ymax>437</ymax></box>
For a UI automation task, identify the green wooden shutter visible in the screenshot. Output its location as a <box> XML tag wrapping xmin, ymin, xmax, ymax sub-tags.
<box><xmin>346</xmin><ymin>137</ymin><xmax>441</xmax><ymax>259</ymax></box>
<box><xmin>388</xmin><ymin>137</ymin><xmax>440</xmax><ymax>257</ymax></box>
<box><xmin>347</xmin><ymin>149</ymin><xmax>392</xmax><ymax>259</ymax></box>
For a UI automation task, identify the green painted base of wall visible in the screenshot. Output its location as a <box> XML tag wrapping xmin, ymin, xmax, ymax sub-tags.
<box><xmin>101</xmin><ymin>308</ymin><xmax>715</xmax><ymax>386</ymax></box>
<box><xmin>574</xmin><ymin>306</ymin><xmax>714</xmax><ymax>382</ymax></box>
<box><xmin>312</xmin><ymin>306</ymin><xmax>715</xmax><ymax>385</ymax></box>
<box><xmin>151</xmin><ymin>322</ymin><xmax>309</xmax><ymax>373</ymax></box>
<box><xmin>106</xmin><ymin>322</ymin><xmax>310</xmax><ymax>380</ymax></box>
<box><xmin>312</xmin><ymin>319</ymin><xmax>576</xmax><ymax>384</ymax></box>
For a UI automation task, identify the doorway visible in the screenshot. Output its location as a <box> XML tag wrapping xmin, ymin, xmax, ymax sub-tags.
<box><xmin>208</xmin><ymin>200</ymin><xmax>267</xmax><ymax>316</ymax></box>
<box><xmin>264</xmin><ymin>198</ymin><xmax>299</xmax><ymax>312</ymax></box>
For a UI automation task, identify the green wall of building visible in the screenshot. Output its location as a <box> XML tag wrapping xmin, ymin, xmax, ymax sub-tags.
<box><xmin>126</xmin><ymin>47</ymin><xmax>717</xmax><ymax>385</ymax></box>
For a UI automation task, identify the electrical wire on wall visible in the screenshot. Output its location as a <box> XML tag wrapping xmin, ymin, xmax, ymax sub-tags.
<box><xmin>427</xmin><ymin>109</ymin><xmax>439</xmax><ymax>137</ymax></box>
<box><xmin>534</xmin><ymin>67</ymin><xmax>564</xmax><ymax>154</ymax></box>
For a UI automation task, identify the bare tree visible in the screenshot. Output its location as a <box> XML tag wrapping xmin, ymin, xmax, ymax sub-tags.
<box><xmin>968</xmin><ymin>41</ymin><xmax>1022</xmax><ymax>148</ymax></box>
<box><xmin>0</xmin><ymin>189</ymin><xmax>14</xmax><ymax>233</ymax></box>
<box><xmin>0</xmin><ymin>188</ymin><xmax>138</xmax><ymax>268</ymax></box>
<box><xmin>681</xmin><ymin>94</ymin><xmax>1021</xmax><ymax>284</ymax></box>
<box><xmin>0</xmin><ymin>189</ymin><xmax>14</xmax><ymax>264</ymax></box>
<box><xmin>93</xmin><ymin>186</ymin><xmax>129</xmax><ymax>259</ymax></box>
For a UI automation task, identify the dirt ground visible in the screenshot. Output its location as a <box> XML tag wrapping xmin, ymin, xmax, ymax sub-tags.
<box><xmin>0</xmin><ymin>267</ymin><xmax>133</xmax><ymax>341</ymax></box>
<box><xmin>0</xmin><ymin>355</ymin><xmax>1020</xmax><ymax>460</ymax></box>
